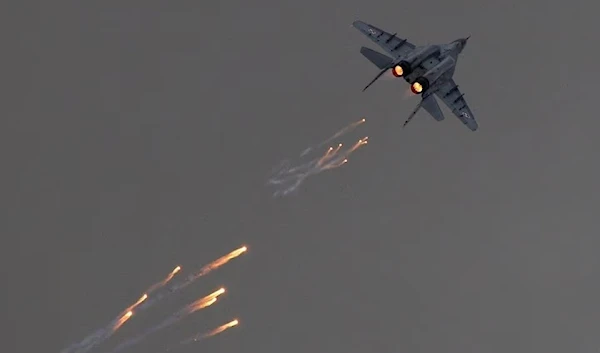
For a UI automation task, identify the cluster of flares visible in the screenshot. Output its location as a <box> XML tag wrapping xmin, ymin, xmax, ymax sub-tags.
<box><xmin>63</xmin><ymin>118</ymin><xmax>380</xmax><ymax>353</ymax></box>
<box><xmin>60</xmin><ymin>246</ymin><xmax>248</xmax><ymax>353</ymax></box>
<box><xmin>267</xmin><ymin>118</ymin><xmax>369</xmax><ymax>197</ymax></box>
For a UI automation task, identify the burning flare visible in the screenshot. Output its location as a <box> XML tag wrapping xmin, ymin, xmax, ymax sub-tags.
<box><xmin>104</xmin><ymin>288</ymin><xmax>226</xmax><ymax>353</ymax></box>
<box><xmin>192</xmin><ymin>247</ymin><xmax>248</xmax><ymax>278</ymax></box>
<box><xmin>112</xmin><ymin>311</ymin><xmax>133</xmax><ymax>332</ymax></box>
<box><xmin>181</xmin><ymin>319</ymin><xmax>240</xmax><ymax>344</ymax></box>
<box><xmin>185</xmin><ymin>288</ymin><xmax>225</xmax><ymax>314</ymax></box>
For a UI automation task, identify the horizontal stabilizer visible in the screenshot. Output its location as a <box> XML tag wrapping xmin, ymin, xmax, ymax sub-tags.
<box><xmin>360</xmin><ymin>47</ymin><xmax>393</xmax><ymax>69</ymax></box>
<box><xmin>422</xmin><ymin>95</ymin><xmax>445</xmax><ymax>121</ymax></box>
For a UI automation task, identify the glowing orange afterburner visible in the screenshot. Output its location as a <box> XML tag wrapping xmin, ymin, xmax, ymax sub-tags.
<box><xmin>392</xmin><ymin>65</ymin><xmax>404</xmax><ymax>77</ymax></box>
<box><xmin>411</xmin><ymin>81</ymin><xmax>423</xmax><ymax>94</ymax></box>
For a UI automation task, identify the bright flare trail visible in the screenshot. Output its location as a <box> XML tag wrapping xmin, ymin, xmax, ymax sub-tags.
<box><xmin>60</xmin><ymin>246</ymin><xmax>248</xmax><ymax>353</ymax></box>
<box><xmin>136</xmin><ymin>246</ymin><xmax>247</xmax><ymax>312</ymax></box>
<box><xmin>103</xmin><ymin>288</ymin><xmax>226</xmax><ymax>353</ymax></box>
<box><xmin>61</xmin><ymin>265</ymin><xmax>182</xmax><ymax>353</ymax></box>
<box><xmin>268</xmin><ymin>119</ymin><xmax>368</xmax><ymax>197</ymax></box>
<box><xmin>180</xmin><ymin>319</ymin><xmax>240</xmax><ymax>345</ymax></box>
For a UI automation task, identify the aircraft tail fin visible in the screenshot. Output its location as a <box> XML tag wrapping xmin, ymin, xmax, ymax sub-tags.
<box><xmin>421</xmin><ymin>95</ymin><xmax>445</xmax><ymax>121</ymax></box>
<box><xmin>403</xmin><ymin>95</ymin><xmax>445</xmax><ymax>128</ymax></box>
<box><xmin>360</xmin><ymin>47</ymin><xmax>393</xmax><ymax>69</ymax></box>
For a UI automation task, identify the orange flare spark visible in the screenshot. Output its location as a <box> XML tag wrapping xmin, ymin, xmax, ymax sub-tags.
<box><xmin>122</xmin><ymin>293</ymin><xmax>148</xmax><ymax>314</ymax></box>
<box><xmin>185</xmin><ymin>319</ymin><xmax>240</xmax><ymax>343</ymax></box>
<box><xmin>195</xmin><ymin>247</ymin><xmax>248</xmax><ymax>277</ymax></box>
<box><xmin>161</xmin><ymin>265</ymin><xmax>182</xmax><ymax>285</ymax></box>
<box><xmin>112</xmin><ymin>311</ymin><xmax>133</xmax><ymax>332</ymax></box>
<box><xmin>324</xmin><ymin>158</ymin><xmax>348</xmax><ymax>170</ymax></box>
<box><xmin>192</xmin><ymin>297</ymin><xmax>217</xmax><ymax>311</ymax></box>
<box><xmin>186</xmin><ymin>288</ymin><xmax>225</xmax><ymax>314</ymax></box>
<box><xmin>133</xmin><ymin>294</ymin><xmax>148</xmax><ymax>307</ymax></box>
<box><xmin>147</xmin><ymin>265</ymin><xmax>183</xmax><ymax>293</ymax></box>
<box><xmin>204</xmin><ymin>319</ymin><xmax>239</xmax><ymax>338</ymax></box>
<box><xmin>348</xmin><ymin>137</ymin><xmax>368</xmax><ymax>152</ymax></box>
<box><xmin>350</xmin><ymin>118</ymin><xmax>366</xmax><ymax>127</ymax></box>
<box><xmin>317</xmin><ymin>143</ymin><xmax>344</xmax><ymax>166</ymax></box>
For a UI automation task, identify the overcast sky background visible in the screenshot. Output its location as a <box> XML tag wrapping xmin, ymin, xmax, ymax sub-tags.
<box><xmin>4</xmin><ymin>1</ymin><xmax>600</xmax><ymax>353</ymax></box>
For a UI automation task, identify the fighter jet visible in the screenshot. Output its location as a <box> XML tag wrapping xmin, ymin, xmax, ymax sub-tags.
<box><xmin>352</xmin><ymin>20</ymin><xmax>478</xmax><ymax>131</ymax></box>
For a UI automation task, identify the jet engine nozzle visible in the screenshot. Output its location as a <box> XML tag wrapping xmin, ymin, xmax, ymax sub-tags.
<box><xmin>391</xmin><ymin>61</ymin><xmax>411</xmax><ymax>77</ymax></box>
<box><xmin>411</xmin><ymin>77</ymin><xmax>430</xmax><ymax>94</ymax></box>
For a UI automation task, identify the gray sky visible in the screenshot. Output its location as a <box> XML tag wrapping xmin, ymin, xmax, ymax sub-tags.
<box><xmin>4</xmin><ymin>1</ymin><xmax>600</xmax><ymax>353</ymax></box>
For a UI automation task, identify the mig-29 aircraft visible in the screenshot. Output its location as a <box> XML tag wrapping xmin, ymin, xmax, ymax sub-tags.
<box><xmin>352</xmin><ymin>20</ymin><xmax>478</xmax><ymax>131</ymax></box>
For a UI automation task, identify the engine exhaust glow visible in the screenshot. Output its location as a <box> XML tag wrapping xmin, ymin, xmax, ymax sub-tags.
<box><xmin>392</xmin><ymin>65</ymin><xmax>404</xmax><ymax>77</ymax></box>
<box><xmin>411</xmin><ymin>82</ymin><xmax>423</xmax><ymax>94</ymax></box>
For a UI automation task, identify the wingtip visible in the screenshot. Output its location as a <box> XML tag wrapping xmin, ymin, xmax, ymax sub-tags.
<box><xmin>352</xmin><ymin>20</ymin><xmax>365</xmax><ymax>28</ymax></box>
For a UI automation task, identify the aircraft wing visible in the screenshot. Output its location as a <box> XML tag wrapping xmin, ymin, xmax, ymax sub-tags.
<box><xmin>352</xmin><ymin>20</ymin><xmax>416</xmax><ymax>58</ymax></box>
<box><xmin>434</xmin><ymin>79</ymin><xmax>478</xmax><ymax>131</ymax></box>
